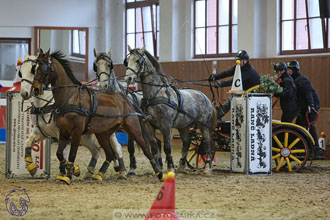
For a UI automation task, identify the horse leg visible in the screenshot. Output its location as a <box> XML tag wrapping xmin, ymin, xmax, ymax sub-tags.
<box><xmin>80</xmin><ymin>134</ymin><xmax>100</xmax><ymax>179</ymax></box>
<box><xmin>159</xmin><ymin>124</ymin><xmax>175</xmax><ymax>173</ymax></box>
<box><xmin>56</xmin><ymin>130</ymin><xmax>70</xmax><ymax>182</ymax></box>
<box><xmin>177</xmin><ymin>127</ymin><xmax>191</xmax><ymax>173</ymax></box>
<box><xmin>109</xmin><ymin>133</ymin><xmax>127</xmax><ymax>180</ymax></box>
<box><xmin>25</xmin><ymin>130</ymin><xmax>46</xmax><ymax>176</ymax></box>
<box><xmin>127</xmin><ymin>137</ymin><xmax>136</xmax><ymax>175</ymax></box>
<box><xmin>200</xmin><ymin>127</ymin><xmax>213</xmax><ymax>174</ymax></box>
<box><xmin>143</xmin><ymin>123</ymin><xmax>163</xmax><ymax>170</ymax></box>
<box><xmin>123</xmin><ymin>118</ymin><xmax>165</xmax><ymax>182</ymax></box>
<box><xmin>63</xmin><ymin>128</ymin><xmax>83</xmax><ymax>184</ymax></box>
<box><xmin>94</xmin><ymin>132</ymin><xmax>116</xmax><ymax>182</ymax></box>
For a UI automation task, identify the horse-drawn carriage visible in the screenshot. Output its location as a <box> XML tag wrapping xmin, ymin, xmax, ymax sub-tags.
<box><xmin>186</xmin><ymin>85</ymin><xmax>316</xmax><ymax>173</ymax></box>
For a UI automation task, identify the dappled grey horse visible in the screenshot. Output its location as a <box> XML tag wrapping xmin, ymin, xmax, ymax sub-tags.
<box><xmin>93</xmin><ymin>48</ymin><xmax>163</xmax><ymax>173</ymax></box>
<box><xmin>124</xmin><ymin>46</ymin><xmax>217</xmax><ymax>173</ymax></box>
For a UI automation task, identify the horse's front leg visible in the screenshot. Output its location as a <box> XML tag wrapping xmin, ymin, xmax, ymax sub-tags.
<box><xmin>177</xmin><ymin>127</ymin><xmax>191</xmax><ymax>173</ymax></box>
<box><xmin>159</xmin><ymin>123</ymin><xmax>175</xmax><ymax>173</ymax></box>
<box><xmin>56</xmin><ymin>130</ymin><xmax>70</xmax><ymax>183</ymax></box>
<box><xmin>25</xmin><ymin>130</ymin><xmax>45</xmax><ymax>176</ymax></box>
<box><xmin>109</xmin><ymin>133</ymin><xmax>127</xmax><ymax>180</ymax></box>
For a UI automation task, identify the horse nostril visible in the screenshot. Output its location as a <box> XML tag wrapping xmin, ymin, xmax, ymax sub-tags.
<box><xmin>33</xmin><ymin>88</ymin><xmax>39</xmax><ymax>95</ymax></box>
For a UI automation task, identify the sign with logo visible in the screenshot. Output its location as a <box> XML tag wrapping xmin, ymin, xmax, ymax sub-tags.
<box><xmin>230</xmin><ymin>95</ymin><xmax>247</xmax><ymax>172</ymax></box>
<box><xmin>247</xmin><ymin>94</ymin><xmax>272</xmax><ymax>174</ymax></box>
<box><xmin>6</xmin><ymin>92</ymin><xmax>50</xmax><ymax>178</ymax></box>
<box><xmin>230</xmin><ymin>94</ymin><xmax>272</xmax><ymax>175</ymax></box>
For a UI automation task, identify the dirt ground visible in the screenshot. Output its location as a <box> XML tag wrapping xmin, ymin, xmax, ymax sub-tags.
<box><xmin>1</xmin><ymin>140</ymin><xmax>330</xmax><ymax>220</ymax></box>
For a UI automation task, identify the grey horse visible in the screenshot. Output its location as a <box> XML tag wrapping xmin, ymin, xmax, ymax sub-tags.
<box><xmin>124</xmin><ymin>46</ymin><xmax>217</xmax><ymax>173</ymax></box>
<box><xmin>93</xmin><ymin>48</ymin><xmax>163</xmax><ymax>174</ymax></box>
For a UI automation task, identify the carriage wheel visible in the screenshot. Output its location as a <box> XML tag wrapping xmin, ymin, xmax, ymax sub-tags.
<box><xmin>272</xmin><ymin>128</ymin><xmax>309</xmax><ymax>172</ymax></box>
<box><xmin>186</xmin><ymin>134</ymin><xmax>215</xmax><ymax>170</ymax></box>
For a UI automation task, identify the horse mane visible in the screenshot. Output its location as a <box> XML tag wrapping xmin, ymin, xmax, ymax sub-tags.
<box><xmin>143</xmin><ymin>49</ymin><xmax>163</xmax><ymax>75</ymax></box>
<box><xmin>51</xmin><ymin>50</ymin><xmax>81</xmax><ymax>85</ymax></box>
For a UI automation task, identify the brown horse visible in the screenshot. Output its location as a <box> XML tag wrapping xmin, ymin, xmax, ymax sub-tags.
<box><xmin>31</xmin><ymin>50</ymin><xmax>165</xmax><ymax>184</ymax></box>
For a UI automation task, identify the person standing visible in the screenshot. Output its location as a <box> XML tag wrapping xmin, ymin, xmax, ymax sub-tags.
<box><xmin>208</xmin><ymin>50</ymin><xmax>260</xmax><ymax>118</ymax></box>
<box><xmin>273</xmin><ymin>62</ymin><xmax>299</xmax><ymax>122</ymax></box>
<box><xmin>286</xmin><ymin>60</ymin><xmax>323</xmax><ymax>158</ymax></box>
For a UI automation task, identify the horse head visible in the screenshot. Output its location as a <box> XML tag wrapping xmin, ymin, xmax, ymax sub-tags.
<box><xmin>124</xmin><ymin>45</ymin><xmax>147</xmax><ymax>85</ymax></box>
<box><xmin>20</xmin><ymin>54</ymin><xmax>39</xmax><ymax>100</ymax></box>
<box><xmin>93</xmin><ymin>48</ymin><xmax>114</xmax><ymax>90</ymax></box>
<box><xmin>32</xmin><ymin>49</ymin><xmax>54</xmax><ymax>96</ymax></box>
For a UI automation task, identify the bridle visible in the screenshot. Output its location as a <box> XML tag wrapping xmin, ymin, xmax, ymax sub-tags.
<box><xmin>19</xmin><ymin>59</ymin><xmax>38</xmax><ymax>85</ymax></box>
<box><xmin>124</xmin><ymin>50</ymin><xmax>145</xmax><ymax>78</ymax></box>
<box><xmin>93</xmin><ymin>54</ymin><xmax>114</xmax><ymax>81</ymax></box>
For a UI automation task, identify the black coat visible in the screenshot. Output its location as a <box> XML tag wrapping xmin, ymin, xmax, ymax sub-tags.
<box><xmin>274</xmin><ymin>72</ymin><xmax>299</xmax><ymax>113</ymax></box>
<box><xmin>213</xmin><ymin>62</ymin><xmax>260</xmax><ymax>91</ymax></box>
<box><xmin>291</xmin><ymin>71</ymin><xmax>320</xmax><ymax>112</ymax></box>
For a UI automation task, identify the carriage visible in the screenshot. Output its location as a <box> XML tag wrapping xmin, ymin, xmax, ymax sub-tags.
<box><xmin>186</xmin><ymin>85</ymin><xmax>316</xmax><ymax>173</ymax></box>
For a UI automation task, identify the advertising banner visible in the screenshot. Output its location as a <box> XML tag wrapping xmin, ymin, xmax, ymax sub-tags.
<box><xmin>6</xmin><ymin>92</ymin><xmax>50</xmax><ymax>178</ymax></box>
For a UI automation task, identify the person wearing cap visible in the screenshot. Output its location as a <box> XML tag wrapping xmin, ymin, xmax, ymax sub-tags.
<box><xmin>208</xmin><ymin>50</ymin><xmax>260</xmax><ymax>118</ymax></box>
<box><xmin>273</xmin><ymin>62</ymin><xmax>299</xmax><ymax>122</ymax></box>
<box><xmin>287</xmin><ymin>60</ymin><xmax>323</xmax><ymax>158</ymax></box>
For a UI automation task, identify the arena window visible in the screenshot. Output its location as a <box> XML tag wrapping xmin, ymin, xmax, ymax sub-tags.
<box><xmin>125</xmin><ymin>0</ymin><xmax>159</xmax><ymax>57</ymax></box>
<box><xmin>194</xmin><ymin>0</ymin><xmax>238</xmax><ymax>58</ymax></box>
<box><xmin>71</xmin><ymin>29</ymin><xmax>86</xmax><ymax>58</ymax></box>
<box><xmin>280</xmin><ymin>0</ymin><xmax>329</xmax><ymax>55</ymax></box>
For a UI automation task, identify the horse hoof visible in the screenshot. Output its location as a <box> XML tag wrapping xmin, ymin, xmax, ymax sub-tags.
<box><xmin>114</xmin><ymin>166</ymin><xmax>120</xmax><ymax>172</ymax></box>
<box><xmin>73</xmin><ymin>165</ymin><xmax>80</xmax><ymax>177</ymax></box>
<box><xmin>60</xmin><ymin>176</ymin><xmax>72</xmax><ymax>185</ymax></box>
<box><xmin>203</xmin><ymin>166</ymin><xmax>212</xmax><ymax>175</ymax></box>
<box><xmin>117</xmin><ymin>171</ymin><xmax>127</xmax><ymax>180</ymax></box>
<box><xmin>27</xmin><ymin>163</ymin><xmax>37</xmax><ymax>177</ymax></box>
<box><xmin>127</xmin><ymin>171</ymin><xmax>136</xmax><ymax>176</ymax></box>
<box><xmin>93</xmin><ymin>174</ymin><xmax>103</xmax><ymax>182</ymax></box>
<box><xmin>176</xmin><ymin>165</ymin><xmax>186</xmax><ymax>173</ymax></box>
<box><xmin>83</xmin><ymin>172</ymin><xmax>94</xmax><ymax>180</ymax></box>
<box><xmin>160</xmin><ymin>173</ymin><xmax>167</xmax><ymax>182</ymax></box>
<box><xmin>167</xmin><ymin>167</ymin><xmax>175</xmax><ymax>173</ymax></box>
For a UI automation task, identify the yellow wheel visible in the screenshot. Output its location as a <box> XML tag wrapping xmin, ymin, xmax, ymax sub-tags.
<box><xmin>272</xmin><ymin>128</ymin><xmax>308</xmax><ymax>172</ymax></box>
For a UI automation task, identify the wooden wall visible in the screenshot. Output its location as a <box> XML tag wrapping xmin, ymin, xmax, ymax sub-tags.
<box><xmin>114</xmin><ymin>55</ymin><xmax>330</xmax><ymax>144</ymax></box>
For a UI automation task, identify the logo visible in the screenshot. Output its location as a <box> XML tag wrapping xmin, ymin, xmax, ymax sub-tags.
<box><xmin>5</xmin><ymin>188</ymin><xmax>30</xmax><ymax>217</ymax></box>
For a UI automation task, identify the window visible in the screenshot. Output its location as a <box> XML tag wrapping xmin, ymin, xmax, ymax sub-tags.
<box><xmin>71</xmin><ymin>29</ymin><xmax>86</xmax><ymax>58</ymax></box>
<box><xmin>280</xmin><ymin>0</ymin><xmax>328</xmax><ymax>54</ymax></box>
<box><xmin>194</xmin><ymin>0</ymin><xmax>238</xmax><ymax>58</ymax></box>
<box><xmin>0</xmin><ymin>38</ymin><xmax>31</xmax><ymax>81</ymax></box>
<box><xmin>125</xmin><ymin>0</ymin><xmax>159</xmax><ymax>57</ymax></box>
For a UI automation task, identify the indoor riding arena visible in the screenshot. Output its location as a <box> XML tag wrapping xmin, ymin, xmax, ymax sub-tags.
<box><xmin>1</xmin><ymin>1</ymin><xmax>330</xmax><ymax>220</ymax></box>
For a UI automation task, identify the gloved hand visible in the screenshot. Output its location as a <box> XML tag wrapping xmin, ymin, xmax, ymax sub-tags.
<box><xmin>214</xmin><ymin>82</ymin><xmax>222</xmax><ymax>88</ymax></box>
<box><xmin>308</xmin><ymin>105</ymin><xmax>318</xmax><ymax>122</ymax></box>
<box><xmin>208</xmin><ymin>74</ymin><xmax>216</xmax><ymax>82</ymax></box>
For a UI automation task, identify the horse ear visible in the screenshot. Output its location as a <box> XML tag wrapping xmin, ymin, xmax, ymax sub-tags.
<box><xmin>108</xmin><ymin>48</ymin><xmax>112</xmax><ymax>57</ymax></box>
<box><xmin>38</xmin><ymin>48</ymin><xmax>44</xmax><ymax>56</ymax></box>
<box><xmin>45</xmin><ymin>49</ymin><xmax>50</xmax><ymax>58</ymax></box>
<box><xmin>140</xmin><ymin>45</ymin><xmax>145</xmax><ymax>53</ymax></box>
<box><xmin>128</xmin><ymin>45</ymin><xmax>132</xmax><ymax>52</ymax></box>
<box><xmin>94</xmin><ymin>48</ymin><xmax>98</xmax><ymax>57</ymax></box>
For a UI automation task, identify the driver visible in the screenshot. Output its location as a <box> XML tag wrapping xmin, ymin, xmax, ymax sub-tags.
<box><xmin>208</xmin><ymin>50</ymin><xmax>260</xmax><ymax>119</ymax></box>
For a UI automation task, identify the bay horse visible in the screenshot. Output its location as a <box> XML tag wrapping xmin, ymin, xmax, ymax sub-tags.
<box><xmin>31</xmin><ymin>50</ymin><xmax>165</xmax><ymax>184</ymax></box>
<box><xmin>124</xmin><ymin>46</ymin><xmax>217</xmax><ymax>173</ymax></box>
<box><xmin>19</xmin><ymin>54</ymin><xmax>125</xmax><ymax>180</ymax></box>
<box><xmin>93</xmin><ymin>48</ymin><xmax>163</xmax><ymax>174</ymax></box>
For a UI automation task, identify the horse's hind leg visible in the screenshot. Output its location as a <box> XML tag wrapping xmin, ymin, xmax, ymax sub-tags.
<box><xmin>127</xmin><ymin>137</ymin><xmax>136</xmax><ymax>175</ymax></box>
<box><xmin>177</xmin><ymin>127</ymin><xmax>191</xmax><ymax>173</ymax></box>
<box><xmin>93</xmin><ymin>132</ymin><xmax>116</xmax><ymax>182</ymax></box>
<box><xmin>80</xmin><ymin>134</ymin><xmax>100</xmax><ymax>179</ymax></box>
<box><xmin>109</xmin><ymin>133</ymin><xmax>127</xmax><ymax>180</ymax></box>
<box><xmin>200</xmin><ymin>127</ymin><xmax>213</xmax><ymax>174</ymax></box>
<box><xmin>123</xmin><ymin>118</ymin><xmax>165</xmax><ymax>181</ymax></box>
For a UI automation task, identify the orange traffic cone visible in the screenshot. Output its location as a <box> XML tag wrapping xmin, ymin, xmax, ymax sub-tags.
<box><xmin>145</xmin><ymin>172</ymin><xmax>180</xmax><ymax>220</ymax></box>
